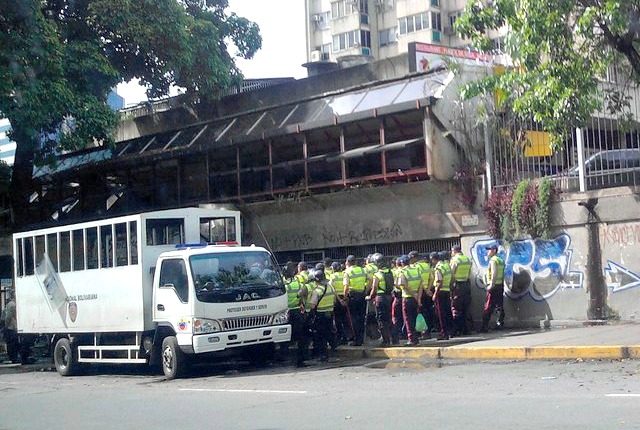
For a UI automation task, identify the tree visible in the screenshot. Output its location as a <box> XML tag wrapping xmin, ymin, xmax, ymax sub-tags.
<box><xmin>0</xmin><ymin>0</ymin><xmax>261</xmax><ymax>226</ymax></box>
<box><xmin>455</xmin><ymin>0</ymin><xmax>640</xmax><ymax>148</ymax></box>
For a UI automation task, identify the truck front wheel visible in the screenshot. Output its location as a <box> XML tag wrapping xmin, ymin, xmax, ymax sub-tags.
<box><xmin>53</xmin><ymin>338</ymin><xmax>78</xmax><ymax>377</ymax></box>
<box><xmin>161</xmin><ymin>336</ymin><xmax>187</xmax><ymax>380</ymax></box>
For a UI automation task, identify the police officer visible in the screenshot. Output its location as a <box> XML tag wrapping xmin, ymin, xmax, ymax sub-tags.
<box><xmin>343</xmin><ymin>255</ymin><xmax>368</xmax><ymax>346</ymax></box>
<box><xmin>431</xmin><ymin>252</ymin><xmax>453</xmax><ymax>340</ymax></box>
<box><xmin>330</xmin><ymin>262</ymin><xmax>349</xmax><ymax>345</ymax></box>
<box><xmin>295</xmin><ymin>261</ymin><xmax>310</xmax><ymax>284</ymax></box>
<box><xmin>450</xmin><ymin>245</ymin><xmax>473</xmax><ymax>336</ymax></box>
<box><xmin>391</xmin><ymin>257</ymin><xmax>405</xmax><ymax>342</ymax></box>
<box><xmin>281</xmin><ymin>263</ymin><xmax>306</xmax><ymax>365</ymax></box>
<box><xmin>481</xmin><ymin>243</ymin><xmax>506</xmax><ymax>332</ymax></box>
<box><xmin>1</xmin><ymin>293</ymin><xmax>19</xmax><ymax>363</ymax></box>
<box><xmin>366</xmin><ymin>253</ymin><xmax>395</xmax><ymax>346</ymax></box>
<box><xmin>410</xmin><ymin>251</ymin><xmax>434</xmax><ymax>339</ymax></box>
<box><xmin>308</xmin><ymin>268</ymin><xmax>337</xmax><ymax>362</ymax></box>
<box><xmin>323</xmin><ymin>258</ymin><xmax>334</xmax><ymax>278</ymax></box>
<box><xmin>396</xmin><ymin>255</ymin><xmax>423</xmax><ymax>346</ymax></box>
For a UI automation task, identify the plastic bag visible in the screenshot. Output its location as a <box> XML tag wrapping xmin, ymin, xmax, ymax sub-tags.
<box><xmin>415</xmin><ymin>314</ymin><xmax>428</xmax><ymax>332</ymax></box>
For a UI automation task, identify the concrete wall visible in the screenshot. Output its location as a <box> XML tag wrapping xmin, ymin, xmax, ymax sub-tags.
<box><xmin>462</xmin><ymin>186</ymin><xmax>640</xmax><ymax>327</ymax></box>
<box><xmin>241</xmin><ymin>180</ymin><xmax>483</xmax><ymax>252</ymax></box>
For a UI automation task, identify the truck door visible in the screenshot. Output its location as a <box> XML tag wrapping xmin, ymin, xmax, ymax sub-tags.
<box><xmin>154</xmin><ymin>258</ymin><xmax>191</xmax><ymax>328</ymax></box>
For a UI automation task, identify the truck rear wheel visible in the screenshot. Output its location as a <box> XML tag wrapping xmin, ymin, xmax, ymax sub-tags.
<box><xmin>161</xmin><ymin>336</ymin><xmax>187</xmax><ymax>380</ymax></box>
<box><xmin>54</xmin><ymin>338</ymin><xmax>78</xmax><ymax>377</ymax></box>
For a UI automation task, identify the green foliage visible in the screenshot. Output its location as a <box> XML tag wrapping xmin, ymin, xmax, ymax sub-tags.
<box><xmin>455</xmin><ymin>0</ymin><xmax>640</xmax><ymax>149</ymax></box>
<box><xmin>483</xmin><ymin>179</ymin><xmax>557</xmax><ymax>241</ymax></box>
<box><xmin>511</xmin><ymin>179</ymin><xmax>529</xmax><ymax>238</ymax></box>
<box><xmin>535</xmin><ymin>178</ymin><xmax>554</xmax><ymax>240</ymax></box>
<box><xmin>0</xmin><ymin>0</ymin><xmax>261</xmax><ymax>220</ymax></box>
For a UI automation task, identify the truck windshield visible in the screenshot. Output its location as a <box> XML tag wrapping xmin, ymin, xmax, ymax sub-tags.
<box><xmin>190</xmin><ymin>251</ymin><xmax>285</xmax><ymax>303</ymax></box>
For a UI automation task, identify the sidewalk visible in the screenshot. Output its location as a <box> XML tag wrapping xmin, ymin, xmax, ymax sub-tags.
<box><xmin>335</xmin><ymin>323</ymin><xmax>640</xmax><ymax>361</ymax></box>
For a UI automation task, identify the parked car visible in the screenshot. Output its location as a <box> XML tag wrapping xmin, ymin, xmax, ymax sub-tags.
<box><xmin>554</xmin><ymin>149</ymin><xmax>640</xmax><ymax>191</ymax></box>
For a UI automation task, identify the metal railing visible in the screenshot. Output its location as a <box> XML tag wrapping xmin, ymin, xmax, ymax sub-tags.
<box><xmin>490</xmin><ymin>85</ymin><xmax>640</xmax><ymax>193</ymax></box>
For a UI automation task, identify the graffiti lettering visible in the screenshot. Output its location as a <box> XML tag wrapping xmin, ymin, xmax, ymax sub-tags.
<box><xmin>267</xmin><ymin>223</ymin><xmax>403</xmax><ymax>250</ymax></box>
<box><xmin>600</xmin><ymin>223</ymin><xmax>640</xmax><ymax>246</ymax></box>
<box><xmin>321</xmin><ymin>223</ymin><xmax>403</xmax><ymax>247</ymax></box>
<box><xmin>268</xmin><ymin>233</ymin><xmax>313</xmax><ymax>250</ymax></box>
<box><xmin>471</xmin><ymin>234</ymin><xmax>584</xmax><ymax>301</ymax></box>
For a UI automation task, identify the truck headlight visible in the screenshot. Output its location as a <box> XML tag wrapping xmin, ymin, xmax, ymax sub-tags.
<box><xmin>272</xmin><ymin>310</ymin><xmax>289</xmax><ymax>325</ymax></box>
<box><xmin>193</xmin><ymin>318</ymin><xmax>222</xmax><ymax>334</ymax></box>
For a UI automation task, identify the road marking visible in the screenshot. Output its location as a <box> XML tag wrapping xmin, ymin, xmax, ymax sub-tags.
<box><xmin>179</xmin><ymin>388</ymin><xmax>307</xmax><ymax>394</ymax></box>
<box><xmin>605</xmin><ymin>394</ymin><xmax>640</xmax><ymax>397</ymax></box>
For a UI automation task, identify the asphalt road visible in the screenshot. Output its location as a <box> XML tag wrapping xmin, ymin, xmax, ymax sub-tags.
<box><xmin>1</xmin><ymin>358</ymin><xmax>639</xmax><ymax>430</ymax></box>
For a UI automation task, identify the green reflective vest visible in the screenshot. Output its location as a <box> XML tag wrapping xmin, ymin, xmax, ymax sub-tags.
<box><xmin>346</xmin><ymin>265</ymin><xmax>367</xmax><ymax>293</ymax></box>
<box><xmin>373</xmin><ymin>268</ymin><xmax>392</xmax><ymax>294</ymax></box>
<box><xmin>402</xmin><ymin>266</ymin><xmax>422</xmax><ymax>298</ymax></box>
<box><xmin>434</xmin><ymin>262</ymin><xmax>452</xmax><ymax>292</ymax></box>
<box><xmin>330</xmin><ymin>271</ymin><xmax>345</xmax><ymax>296</ymax></box>
<box><xmin>285</xmin><ymin>279</ymin><xmax>302</xmax><ymax>310</ymax></box>
<box><xmin>451</xmin><ymin>254</ymin><xmax>472</xmax><ymax>281</ymax></box>
<box><xmin>295</xmin><ymin>271</ymin><xmax>309</xmax><ymax>285</ymax></box>
<box><xmin>416</xmin><ymin>261</ymin><xmax>432</xmax><ymax>286</ymax></box>
<box><xmin>486</xmin><ymin>255</ymin><xmax>505</xmax><ymax>285</ymax></box>
<box><xmin>313</xmin><ymin>283</ymin><xmax>336</xmax><ymax>313</ymax></box>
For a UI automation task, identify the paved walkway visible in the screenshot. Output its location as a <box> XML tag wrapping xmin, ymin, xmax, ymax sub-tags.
<box><xmin>336</xmin><ymin>323</ymin><xmax>640</xmax><ymax>360</ymax></box>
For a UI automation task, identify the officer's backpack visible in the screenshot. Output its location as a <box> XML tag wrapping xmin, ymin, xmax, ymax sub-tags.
<box><xmin>382</xmin><ymin>270</ymin><xmax>395</xmax><ymax>295</ymax></box>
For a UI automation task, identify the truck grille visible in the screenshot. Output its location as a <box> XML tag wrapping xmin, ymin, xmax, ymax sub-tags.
<box><xmin>222</xmin><ymin>315</ymin><xmax>273</xmax><ymax>330</ymax></box>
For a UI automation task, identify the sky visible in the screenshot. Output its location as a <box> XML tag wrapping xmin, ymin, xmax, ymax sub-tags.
<box><xmin>117</xmin><ymin>0</ymin><xmax>307</xmax><ymax>106</ymax></box>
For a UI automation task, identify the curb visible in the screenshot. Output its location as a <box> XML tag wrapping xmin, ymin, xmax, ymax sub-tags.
<box><xmin>335</xmin><ymin>345</ymin><xmax>640</xmax><ymax>361</ymax></box>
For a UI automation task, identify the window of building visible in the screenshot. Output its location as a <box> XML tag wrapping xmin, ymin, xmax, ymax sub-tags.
<box><xmin>359</xmin><ymin>0</ymin><xmax>368</xmax><ymax>14</ymax></box>
<box><xmin>398</xmin><ymin>12</ymin><xmax>430</xmax><ymax>35</ymax></box>
<box><xmin>361</xmin><ymin>30</ymin><xmax>371</xmax><ymax>48</ymax></box>
<box><xmin>320</xmin><ymin>11</ymin><xmax>331</xmax><ymax>29</ymax></box>
<box><xmin>449</xmin><ymin>10</ymin><xmax>463</xmax><ymax>28</ymax></box>
<box><xmin>431</xmin><ymin>0</ymin><xmax>440</xmax><ymax>7</ymax></box>
<box><xmin>431</xmin><ymin>11</ymin><xmax>442</xmax><ymax>31</ymax></box>
<box><xmin>379</xmin><ymin>27</ymin><xmax>398</xmax><ymax>46</ymax></box>
<box><xmin>333</xmin><ymin>29</ymin><xmax>369</xmax><ymax>52</ymax></box>
<box><xmin>331</xmin><ymin>0</ymin><xmax>355</xmax><ymax>19</ymax></box>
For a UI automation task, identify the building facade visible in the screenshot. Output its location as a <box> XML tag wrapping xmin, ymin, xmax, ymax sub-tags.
<box><xmin>304</xmin><ymin>0</ymin><xmax>479</xmax><ymax>66</ymax></box>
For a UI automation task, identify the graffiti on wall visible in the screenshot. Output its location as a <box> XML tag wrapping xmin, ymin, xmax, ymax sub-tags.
<box><xmin>267</xmin><ymin>222</ymin><xmax>404</xmax><ymax>250</ymax></box>
<box><xmin>604</xmin><ymin>261</ymin><xmax>640</xmax><ymax>293</ymax></box>
<box><xmin>600</xmin><ymin>223</ymin><xmax>640</xmax><ymax>246</ymax></box>
<box><xmin>471</xmin><ymin>234</ymin><xmax>584</xmax><ymax>301</ymax></box>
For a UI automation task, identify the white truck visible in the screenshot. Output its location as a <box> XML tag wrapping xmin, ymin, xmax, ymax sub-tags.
<box><xmin>13</xmin><ymin>208</ymin><xmax>290</xmax><ymax>379</ymax></box>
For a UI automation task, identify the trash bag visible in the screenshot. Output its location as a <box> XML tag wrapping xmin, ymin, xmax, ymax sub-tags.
<box><xmin>415</xmin><ymin>314</ymin><xmax>428</xmax><ymax>332</ymax></box>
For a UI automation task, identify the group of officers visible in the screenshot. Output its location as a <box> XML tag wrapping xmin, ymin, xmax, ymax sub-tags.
<box><xmin>282</xmin><ymin>243</ymin><xmax>506</xmax><ymax>367</ymax></box>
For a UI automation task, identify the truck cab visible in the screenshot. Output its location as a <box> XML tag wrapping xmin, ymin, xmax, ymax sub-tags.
<box><xmin>153</xmin><ymin>244</ymin><xmax>290</xmax><ymax>377</ymax></box>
